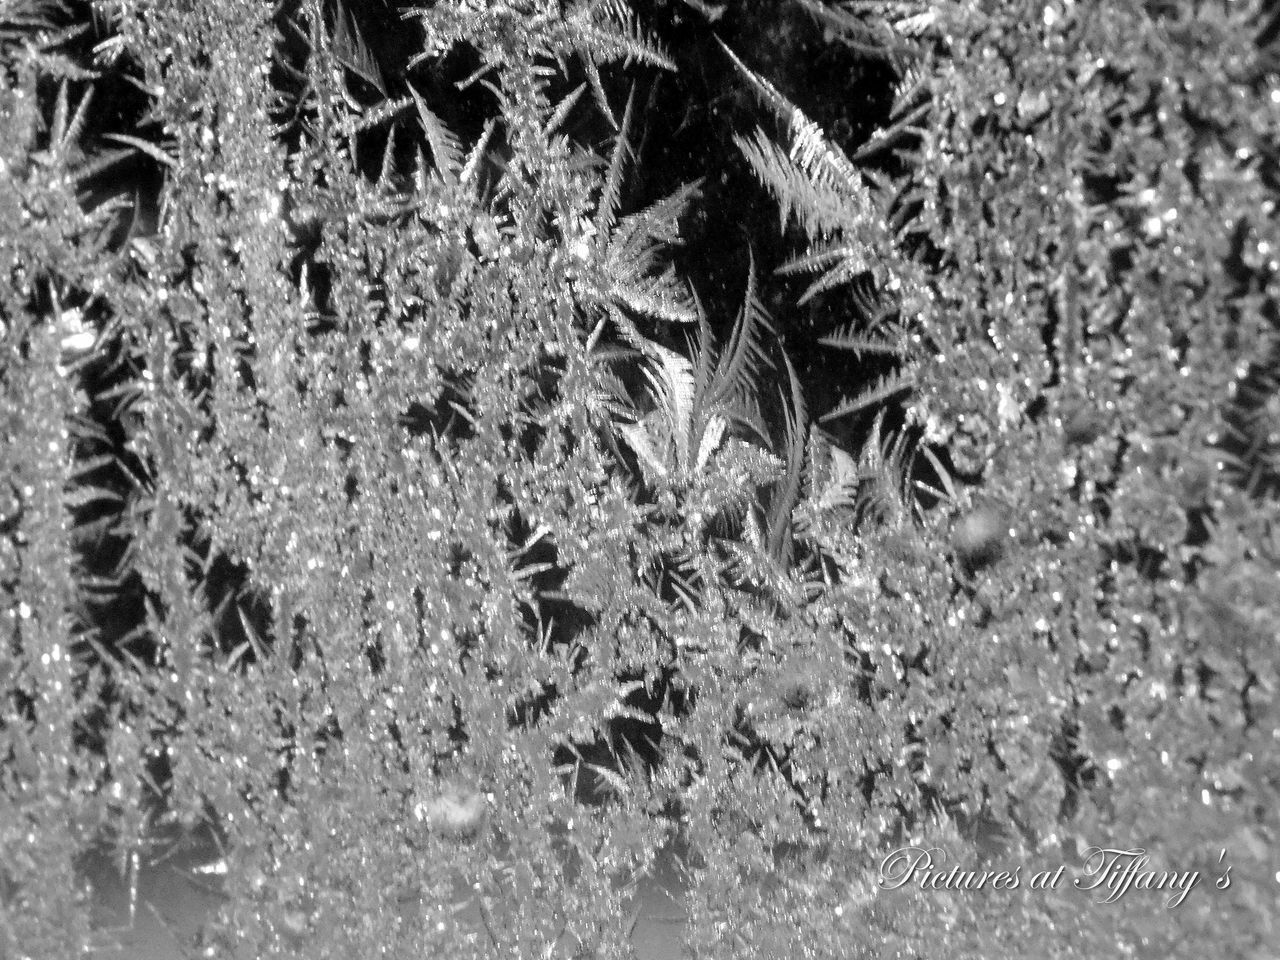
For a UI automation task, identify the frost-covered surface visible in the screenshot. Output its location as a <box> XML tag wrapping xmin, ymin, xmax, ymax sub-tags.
<box><xmin>3</xmin><ymin>1</ymin><xmax>1280</xmax><ymax>958</ymax></box>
